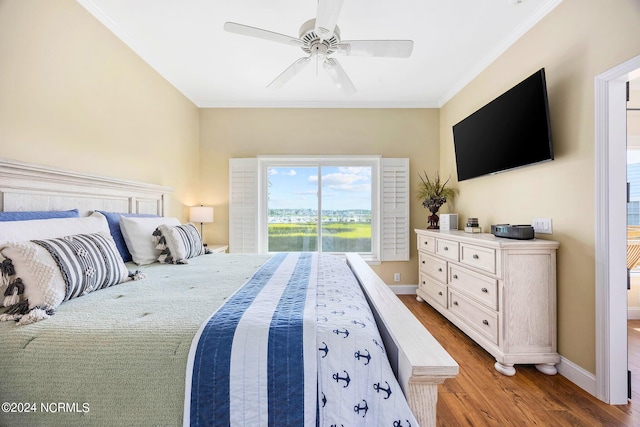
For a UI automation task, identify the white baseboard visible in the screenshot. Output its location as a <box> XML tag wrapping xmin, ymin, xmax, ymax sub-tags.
<box><xmin>389</xmin><ymin>284</ymin><xmax>418</xmax><ymax>295</ymax></box>
<box><xmin>556</xmin><ymin>356</ymin><xmax>597</xmax><ymax>397</ymax></box>
<box><xmin>628</xmin><ymin>307</ymin><xmax>640</xmax><ymax>319</ymax></box>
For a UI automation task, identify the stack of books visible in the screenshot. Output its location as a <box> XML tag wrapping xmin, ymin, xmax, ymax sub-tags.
<box><xmin>465</xmin><ymin>217</ymin><xmax>482</xmax><ymax>233</ymax></box>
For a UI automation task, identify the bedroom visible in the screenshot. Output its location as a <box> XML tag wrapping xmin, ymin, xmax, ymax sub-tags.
<box><xmin>1</xmin><ymin>0</ymin><xmax>640</xmax><ymax>425</ymax></box>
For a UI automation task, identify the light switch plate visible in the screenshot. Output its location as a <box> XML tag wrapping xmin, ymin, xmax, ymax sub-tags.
<box><xmin>532</xmin><ymin>218</ymin><xmax>553</xmax><ymax>234</ymax></box>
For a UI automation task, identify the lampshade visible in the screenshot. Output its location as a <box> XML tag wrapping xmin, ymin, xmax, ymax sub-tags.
<box><xmin>189</xmin><ymin>206</ymin><xmax>214</xmax><ymax>224</ymax></box>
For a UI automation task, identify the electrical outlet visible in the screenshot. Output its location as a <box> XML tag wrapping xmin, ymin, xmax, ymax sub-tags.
<box><xmin>394</xmin><ymin>273</ymin><xmax>401</xmax><ymax>282</ymax></box>
<box><xmin>532</xmin><ymin>218</ymin><xmax>553</xmax><ymax>234</ymax></box>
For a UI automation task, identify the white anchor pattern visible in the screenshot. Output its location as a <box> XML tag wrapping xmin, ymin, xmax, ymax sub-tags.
<box><xmin>186</xmin><ymin>253</ymin><xmax>417</xmax><ymax>427</ymax></box>
<box><xmin>316</xmin><ymin>255</ymin><xmax>418</xmax><ymax>427</ymax></box>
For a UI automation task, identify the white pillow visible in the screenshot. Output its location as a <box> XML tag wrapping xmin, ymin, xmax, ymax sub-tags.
<box><xmin>154</xmin><ymin>223</ymin><xmax>208</xmax><ymax>264</ymax></box>
<box><xmin>120</xmin><ymin>216</ymin><xmax>180</xmax><ymax>265</ymax></box>
<box><xmin>0</xmin><ymin>212</ymin><xmax>109</xmax><ymax>245</ymax></box>
<box><xmin>0</xmin><ymin>232</ymin><xmax>144</xmax><ymax>325</ymax></box>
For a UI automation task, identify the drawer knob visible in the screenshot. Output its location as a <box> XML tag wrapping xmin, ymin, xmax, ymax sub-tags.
<box><xmin>473</xmin><ymin>254</ymin><xmax>479</xmax><ymax>259</ymax></box>
<box><xmin>438</xmin><ymin>268</ymin><xmax>443</xmax><ymax>272</ymax></box>
<box><xmin>481</xmin><ymin>287</ymin><xmax>488</xmax><ymax>293</ymax></box>
<box><xmin>424</xmin><ymin>241</ymin><xmax>429</xmax><ymax>245</ymax></box>
<box><xmin>422</xmin><ymin>260</ymin><xmax>425</xmax><ymax>264</ymax></box>
<box><xmin>438</xmin><ymin>291</ymin><xmax>443</xmax><ymax>296</ymax></box>
<box><xmin>444</xmin><ymin>246</ymin><xmax>449</xmax><ymax>251</ymax></box>
<box><xmin>453</xmin><ymin>274</ymin><xmax>458</xmax><ymax>279</ymax></box>
<box><xmin>422</xmin><ymin>281</ymin><xmax>426</xmax><ymax>285</ymax></box>
<box><xmin>483</xmin><ymin>320</ymin><xmax>489</xmax><ymax>326</ymax></box>
<box><xmin>453</xmin><ymin>301</ymin><xmax>459</xmax><ymax>306</ymax></box>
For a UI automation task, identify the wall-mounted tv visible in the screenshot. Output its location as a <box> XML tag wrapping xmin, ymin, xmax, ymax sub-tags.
<box><xmin>452</xmin><ymin>68</ymin><xmax>553</xmax><ymax>182</ymax></box>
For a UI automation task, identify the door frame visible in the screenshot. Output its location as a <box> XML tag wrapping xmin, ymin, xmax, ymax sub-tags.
<box><xmin>595</xmin><ymin>53</ymin><xmax>640</xmax><ymax>404</ymax></box>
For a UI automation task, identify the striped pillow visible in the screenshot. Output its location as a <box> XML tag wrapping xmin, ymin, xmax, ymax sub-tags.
<box><xmin>0</xmin><ymin>232</ymin><xmax>145</xmax><ymax>325</ymax></box>
<box><xmin>153</xmin><ymin>223</ymin><xmax>209</xmax><ymax>264</ymax></box>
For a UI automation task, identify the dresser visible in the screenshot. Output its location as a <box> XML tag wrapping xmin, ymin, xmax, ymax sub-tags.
<box><xmin>415</xmin><ymin>229</ymin><xmax>560</xmax><ymax>376</ymax></box>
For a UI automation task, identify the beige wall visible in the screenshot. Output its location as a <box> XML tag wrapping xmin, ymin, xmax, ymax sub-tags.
<box><xmin>198</xmin><ymin>108</ymin><xmax>440</xmax><ymax>283</ymax></box>
<box><xmin>0</xmin><ymin>0</ymin><xmax>200</xmax><ymax>219</ymax></box>
<box><xmin>439</xmin><ymin>0</ymin><xmax>640</xmax><ymax>373</ymax></box>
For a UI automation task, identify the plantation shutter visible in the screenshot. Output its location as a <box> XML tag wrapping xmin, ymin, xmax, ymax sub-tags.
<box><xmin>229</xmin><ymin>158</ymin><xmax>259</xmax><ymax>253</ymax></box>
<box><xmin>380</xmin><ymin>158</ymin><xmax>409</xmax><ymax>261</ymax></box>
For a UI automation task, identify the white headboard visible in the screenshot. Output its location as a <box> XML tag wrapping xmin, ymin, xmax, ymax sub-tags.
<box><xmin>0</xmin><ymin>158</ymin><xmax>171</xmax><ymax>216</ymax></box>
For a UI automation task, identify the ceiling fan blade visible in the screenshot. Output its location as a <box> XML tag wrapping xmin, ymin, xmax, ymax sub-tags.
<box><xmin>323</xmin><ymin>58</ymin><xmax>356</xmax><ymax>95</ymax></box>
<box><xmin>267</xmin><ymin>57</ymin><xmax>311</xmax><ymax>89</ymax></box>
<box><xmin>336</xmin><ymin>40</ymin><xmax>414</xmax><ymax>58</ymax></box>
<box><xmin>315</xmin><ymin>0</ymin><xmax>344</xmax><ymax>40</ymax></box>
<box><xmin>224</xmin><ymin>22</ymin><xmax>303</xmax><ymax>47</ymax></box>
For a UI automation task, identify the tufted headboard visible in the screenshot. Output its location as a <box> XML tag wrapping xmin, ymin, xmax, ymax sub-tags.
<box><xmin>0</xmin><ymin>158</ymin><xmax>171</xmax><ymax>217</ymax></box>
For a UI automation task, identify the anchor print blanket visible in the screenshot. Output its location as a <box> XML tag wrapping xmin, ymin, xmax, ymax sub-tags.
<box><xmin>184</xmin><ymin>252</ymin><xmax>418</xmax><ymax>427</ymax></box>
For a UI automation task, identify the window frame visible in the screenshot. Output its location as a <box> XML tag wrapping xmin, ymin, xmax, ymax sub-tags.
<box><xmin>229</xmin><ymin>156</ymin><xmax>408</xmax><ymax>263</ymax></box>
<box><xmin>258</xmin><ymin>155</ymin><xmax>381</xmax><ymax>262</ymax></box>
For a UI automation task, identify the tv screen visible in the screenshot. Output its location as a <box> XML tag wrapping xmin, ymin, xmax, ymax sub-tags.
<box><xmin>452</xmin><ymin>68</ymin><xmax>553</xmax><ymax>182</ymax></box>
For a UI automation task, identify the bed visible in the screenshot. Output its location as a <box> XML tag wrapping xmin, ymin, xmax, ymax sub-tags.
<box><xmin>0</xmin><ymin>158</ymin><xmax>458</xmax><ymax>427</ymax></box>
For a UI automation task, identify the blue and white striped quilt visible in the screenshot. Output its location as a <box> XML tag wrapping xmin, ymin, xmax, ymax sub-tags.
<box><xmin>184</xmin><ymin>252</ymin><xmax>418</xmax><ymax>427</ymax></box>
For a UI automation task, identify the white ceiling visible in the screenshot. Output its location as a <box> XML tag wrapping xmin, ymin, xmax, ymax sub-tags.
<box><xmin>78</xmin><ymin>0</ymin><xmax>563</xmax><ymax>108</ymax></box>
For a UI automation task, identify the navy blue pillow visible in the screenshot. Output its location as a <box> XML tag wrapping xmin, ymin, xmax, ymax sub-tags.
<box><xmin>0</xmin><ymin>209</ymin><xmax>79</xmax><ymax>222</ymax></box>
<box><xmin>97</xmin><ymin>211</ymin><xmax>160</xmax><ymax>262</ymax></box>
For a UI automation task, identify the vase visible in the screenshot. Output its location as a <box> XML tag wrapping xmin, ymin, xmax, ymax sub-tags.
<box><xmin>427</xmin><ymin>209</ymin><xmax>441</xmax><ymax>229</ymax></box>
<box><xmin>424</xmin><ymin>198</ymin><xmax>445</xmax><ymax>229</ymax></box>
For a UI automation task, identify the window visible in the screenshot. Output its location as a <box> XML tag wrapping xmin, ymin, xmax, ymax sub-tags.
<box><xmin>266</xmin><ymin>164</ymin><xmax>373</xmax><ymax>254</ymax></box>
<box><xmin>230</xmin><ymin>156</ymin><xmax>408</xmax><ymax>262</ymax></box>
<box><xmin>629</xmin><ymin>201</ymin><xmax>640</xmax><ymax>226</ymax></box>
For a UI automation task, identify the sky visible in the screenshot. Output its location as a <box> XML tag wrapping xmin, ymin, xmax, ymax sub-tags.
<box><xmin>267</xmin><ymin>166</ymin><xmax>372</xmax><ymax>211</ymax></box>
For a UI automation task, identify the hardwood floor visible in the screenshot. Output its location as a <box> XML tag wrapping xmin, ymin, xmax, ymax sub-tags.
<box><xmin>399</xmin><ymin>295</ymin><xmax>640</xmax><ymax>426</ymax></box>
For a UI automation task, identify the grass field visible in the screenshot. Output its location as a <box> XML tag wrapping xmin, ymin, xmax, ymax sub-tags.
<box><xmin>268</xmin><ymin>222</ymin><xmax>371</xmax><ymax>252</ymax></box>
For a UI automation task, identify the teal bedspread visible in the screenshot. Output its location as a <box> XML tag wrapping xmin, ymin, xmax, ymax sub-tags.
<box><xmin>0</xmin><ymin>254</ymin><xmax>271</xmax><ymax>427</ymax></box>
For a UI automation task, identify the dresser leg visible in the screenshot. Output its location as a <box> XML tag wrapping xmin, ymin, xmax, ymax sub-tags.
<box><xmin>416</xmin><ymin>295</ymin><xmax>424</xmax><ymax>302</ymax></box>
<box><xmin>535</xmin><ymin>363</ymin><xmax>557</xmax><ymax>375</ymax></box>
<box><xmin>494</xmin><ymin>362</ymin><xmax>516</xmax><ymax>376</ymax></box>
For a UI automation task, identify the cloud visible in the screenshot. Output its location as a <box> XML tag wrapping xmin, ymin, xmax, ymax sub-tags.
<box><xmin>307</xmin><ymin>171</ymin><xmax>372</xmax><ymax>192</ymax></box>
<box><xmin>269</xmin><ymin>169</ymin><xmax>296</xmax><ymax>176</ymax></box>
<box><xmin>322</xmin><ymin>173</ymin><xmax>365</xmax><ymax>186</ymax></box>
<box><xmin>338</xmin><ymin>167</ymin><xmax>371</xmax><ymax>177</ymax></box>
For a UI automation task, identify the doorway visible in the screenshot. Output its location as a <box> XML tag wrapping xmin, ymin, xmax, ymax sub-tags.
<box><xmin>595</xmin><ymin>54</ymin><xmax>640</xmax><ymax>405</ymax></box>
<box><xmin>627</xmin><ymin>79</ymin><xmax>640</xmax><ymax>401</ymax></box>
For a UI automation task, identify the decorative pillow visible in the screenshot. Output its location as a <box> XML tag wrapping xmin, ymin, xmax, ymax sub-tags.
<box><xmin>153</xmin><ymin>223</ymin><xmax>210</xmax><ymax>264</ymax></box>
<box><xmin>0</xmin><ymin>212</ymin><xmax>110</xmax><ymax>298</ymax></box>
<box><xmin>0</xmin><ymin>232</ymin><xmax>145</xmax><ymax>325</ymax></box>
<box><xmin>96</xmin><ymin>211</ymin><xmax>160</xmax><ymax>263</ymax></box>
<box><xmin>0</xmin><ymin>209</ymin><xmax>79</xmax><ymax>222</ymax></box>
<box><xmin>0</xmin><ymin>212</ymin><xmax>110</xmax><ymax>246</ymax></box>
<box><xmin>119</xmin><ymin>216</ymin><xmax>181</xmax><ymax>265</ymax></box>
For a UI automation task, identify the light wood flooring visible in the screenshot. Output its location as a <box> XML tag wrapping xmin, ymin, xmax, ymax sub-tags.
<box><xmin>399</xmin><ymin>295</ymin><xmax>640</xmax><ymax>426</ymax></box>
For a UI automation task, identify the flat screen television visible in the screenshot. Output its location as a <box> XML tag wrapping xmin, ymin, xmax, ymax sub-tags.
<box><xmin>452</xmin><ymin>68</ymin><xmax>553</xmax><ymax>182</ymax></box>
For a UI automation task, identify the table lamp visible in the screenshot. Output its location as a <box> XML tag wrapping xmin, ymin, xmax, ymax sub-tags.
<box><xmin>189</xmin><ymin>205</ymin><xmax>214</xmax><ymax>240</ymax></box>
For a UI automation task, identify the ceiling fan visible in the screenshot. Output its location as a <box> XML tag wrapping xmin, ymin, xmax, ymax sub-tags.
<box><xmin>223</xmin><ymin>0</ymin><xmax>414</xmax><ymax>95</ymax></box>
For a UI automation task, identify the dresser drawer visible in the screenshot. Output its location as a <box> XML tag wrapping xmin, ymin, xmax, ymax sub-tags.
<box><xmin>419</xmin><ymin>252</ymin><xmax>447</xmax><ymax>283</ymax></box>
<box><xmin>449</xmin><ymin>289</ymin><xmax>499</xmax><ymax>344</ymax></box>
<box><xmin>417</xmin><ymin>234</ymin><xmax>436</xmax><ymax>254</ymax></box>
<box><xmin>435</xmin><ymin>238</ymin><xmax>459</xmax><ymax>261</ymax></box>
<box><xmin>460</xmin><ymin>243</ymin><xmax>496</xmax><ymax>274</ymax></box>
<box><xmin>419</xmin><ymin>274</ymin><xmax>447</xmax><ymax>308</ymax></box>
<box><xmin>449</xmin><ymin>265</ymin><xmax>498</xmax><ymax>310</ymax></box>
